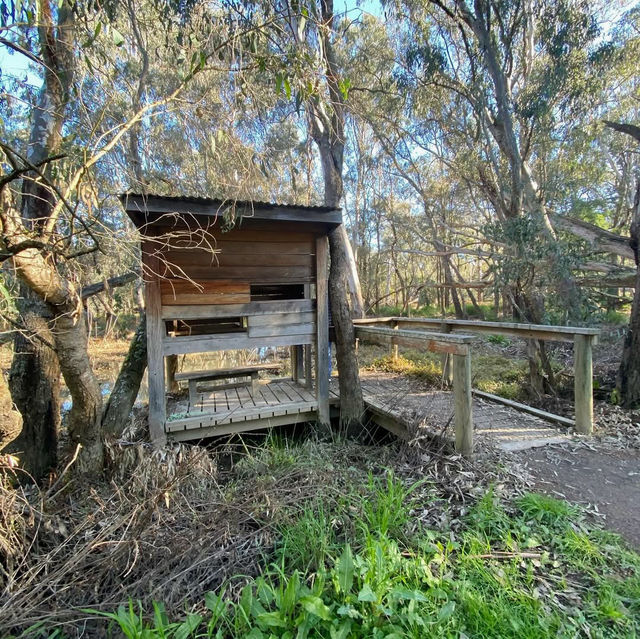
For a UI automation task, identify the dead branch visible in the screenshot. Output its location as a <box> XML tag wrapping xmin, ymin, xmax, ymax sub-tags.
<box><xmin>80</xmin><ymin>272</ymin><xmax>139</xmax><ymax>299</ymax></box>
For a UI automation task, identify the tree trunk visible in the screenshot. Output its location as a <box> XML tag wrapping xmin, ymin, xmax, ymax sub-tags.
<box><xmin>6</xmin><ymin>293</ymin><xmax>59</xmax><ymax>483</ymax></box>
<box><xmin>328</xmin><ymin>227</ymin><xmax>364</xmax><ymax>433</ymax></box>
<box><xmin>52</xmin><ymin>301</ymin><xmax>103</xmax><ymax>472</ymax></box>
<box><xmin>6</xmin><ymin>0</ymin><xmax>74</xmax><ymax>480</ymax></box>
<box><xmin>102</xmin><ymin>318</ymin><xmax>147</xmax><ymax>437</ymax></box>
<box><xmin>617</xmin><ymin>180</ymin><xmax>640</xmax><ymax>407</ymax></box>
<box><xmin>306</xmin><ymin>0</ymin><xmax>364</xmax><ymax>431</ymax></box>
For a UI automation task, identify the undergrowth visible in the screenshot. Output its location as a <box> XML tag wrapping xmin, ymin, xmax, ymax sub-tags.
<box><xmin>6</xmin><ymin>436</ymin><xmax>640</xmax><ymax>638</ymax></box>
<box><xmin>366</xmin><ymin>350</ymin><xmax>529</xmax><ymax>400</ymax></box>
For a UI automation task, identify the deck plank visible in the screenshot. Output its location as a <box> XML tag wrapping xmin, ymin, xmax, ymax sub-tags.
<box><xmin>167</xmin><ymin>379</ymin><xmax>321</xmax><ymax>437</ymax></box>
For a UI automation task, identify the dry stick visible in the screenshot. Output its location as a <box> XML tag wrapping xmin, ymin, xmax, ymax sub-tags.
<box><xmin>467</xmin><ymin>551</ymin><xmax>543</xmax><ymax>560</ymax></box>
<box><xmin>45</xmin><ymin>443</ymin><xmax>82</xmax><ymax>501</ymax></box>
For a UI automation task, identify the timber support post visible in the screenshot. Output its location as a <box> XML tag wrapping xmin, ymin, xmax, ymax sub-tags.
<box><xmin>392</xmin><ymin>319</ymin><xmax>399</xmax><ymax>361</ymax></box>
<box><xmin>453</xmin><ymin>348</ymin><xmax>473</xmax><ymax>457</ymax></box>
<box><xmin>316</xmin><ymin>237</ymin><xmax>330</xmax><ymax>426</ymax></box>
<box><xmin>144</xmin><ymin>248</ymin><xmax>167</xmax><ymax>447</ymax></box>
<box><xmin>574</xmin><ymin>334</ymin><xmax>594</xmax><ymax>435</ymax></box>
<box><xmin>441</xmin><ymin>321</ymin><xmax>453</xmax><ymax>387</ymax></box>
<box><xmin>166</xmin><ymin>354</ymin><xmax>179</xmax><ymax>393</ymax></box>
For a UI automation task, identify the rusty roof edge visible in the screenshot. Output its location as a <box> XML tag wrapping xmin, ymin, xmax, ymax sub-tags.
<box><xmin>119</xmin><ymin>192</ymin><xmax>341</xmax><ymax>213</ymax></box>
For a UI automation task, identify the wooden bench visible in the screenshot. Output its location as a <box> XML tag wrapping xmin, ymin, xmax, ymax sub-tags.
<box><xmin>175</xmin><ymin>364</ymin><xmax>281</xmax><ymax>406</ymax></box>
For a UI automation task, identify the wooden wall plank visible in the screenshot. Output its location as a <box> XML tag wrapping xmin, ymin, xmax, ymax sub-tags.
<box><xmin>162</xmin><ymin>333</ymin><xmax>315</xmax><ymax>356</ymax></box>
<box><xmin>160</xmin><ymin>280</ymin><xmax>250</xmax><ymax>306</ymax></box>
<box><xmin>248</xmin><ymin>323</ymin><xmax>316</xmax><ymax>339</ymax></box>
<box><xmin>151</xmin><ymin>227</ymin><xmax>317</xmax><ymax>246</ymax></box>
<box><xmin>158</xmin><ymin>265</ymin><xmax>314</xmax><ymax>282</ymax></box>
<box><xmin>248</xmin><ymin>311</ymin><xmax>316</xmax><ymax>327</ymax></box>
<box><xmin>162</xmin><ymin>241</ymin><xmax>314</xmax><ymax>258</ymax></box>
<box><xmin>161</xmin><ymin>299</ymin><xmax>315</xmax><ymax>320</ymax></box>
<box><xmin>315</xmin><ymin>236</ymin><xmax>330</xmax><ymax>426</ymax></box>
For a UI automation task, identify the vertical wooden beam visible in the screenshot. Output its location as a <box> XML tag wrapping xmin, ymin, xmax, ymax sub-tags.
<box><xmin>304</xmin><ymin>346</ymin><xmax>313</xmax><ymax>389</ymax></box>
<box><xmin>453</xmin><ymin>349</ymin><xmax>473</xmax><ymax>457</ymax></box>
<box><xmin>303</xmin><ymin>283</ymin><xmax>313</xmax><ymax>389</ymax></box>
<box><xmin>441</xmin><ymin>322</ymin><xmax>453</xmax><ymax>386</ymax></box>
<box><xmin>188</xmin><ymin>379</ymin><xmax>198</xmax><ymax>409</ymax></box>
<box><xmin>143</xmin><ymin>245</ymin><xmax>167</xmax><ymax>447</ymax></box>
<box><xmin>166</xmin><ymin>354</ymin><xmax>179</xmax><ymax>393</ymax></box>
<box><xmin>574</xmin><ymin>334</ymin><xmax>594</xmax><ymax>435</ymax></box>
<box><xmin>316</xmin><ymin>236</ymin><xmax>330</xmax><ymax>426</ymax></box>
<box><xmin>392</xmin><ymin>319</ymin><xmax>399</xmax><ymax>361</ymax></box>
<box><xmin>290</xmin><ymin>346</ymin><xmax>299</xmax><ymax>381</ymax></box>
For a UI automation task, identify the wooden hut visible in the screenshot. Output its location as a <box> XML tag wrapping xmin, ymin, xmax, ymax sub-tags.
<box><xmin>122</xmin><ymin>194</ymin><xmax>341</xmax><ymax>445</ymax></box>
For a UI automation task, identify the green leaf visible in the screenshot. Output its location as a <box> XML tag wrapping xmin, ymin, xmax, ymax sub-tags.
<box><xmin>335</xmin><ymin>545</ymin><xmax>354</xmax><ymax>594</ymax></box>
<box><xmin>283</xmin><ymin>571</ymin><xmax>300</xmax><ymax>614</ymax></box>
<box><xmin>283</xmin><ymin>76</ymin><xmax>292</xmax><ymax>100</ymax></box>
<box><xmin>174</xmin><ymin>613</ymin><xmax>203</xmax><ymax>639</ymax></box>
<box><xmin>257</xmin><ymin>611</ymin><xmax>288</xmax><ymax>628</ymax></box>
<box><xmin>357</xmin><ymin>584</ymin><xmax>377</xmax><ymax>603</ymax></box>
<box><xmin>389</xmin><ymin>587</ymin><xmax>428</xmax><ymax>602</ymax></box>
<box><xmin>438</xmin><ymin>600</ymin><xmax>456</xmax><ymax>621</ymax></box>
<box><xmin>300</xmin><ymin>595</ymin><xmax>332</xmax><ymax>621</ymax></box>
<box><xmin>338</xmin><ymin>78</ymin><xmax>351</xmax><ymax>100</ymax></box>
<box><xmin>245</xmin><ymin>628</ymin><xmax>265</xmax><ymax>639</ymax></box>
<box><xmin>330</xmin><ymin>620</ymin><xmax>352</xmax><ymax>639</ymax></box>
<box><xmin>336</xmin><ymin>605</ymin><xmax>361</xmax><ymax>619</ymax></box>
<box><xmin>112</xmin><ymin>28</ymin><xmax>125</xmax><ymax>46</ymax></box>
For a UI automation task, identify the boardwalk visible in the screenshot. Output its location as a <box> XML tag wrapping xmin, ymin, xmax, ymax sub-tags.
<box><xmin>354</xmin><ymin>373</ymin><xmax>571</xmax><ymax>451</ymax></box>
<box><xmin>166</xmin><ymin>371</ymin><xmax>570</xmax><ymax>451</ymax></box>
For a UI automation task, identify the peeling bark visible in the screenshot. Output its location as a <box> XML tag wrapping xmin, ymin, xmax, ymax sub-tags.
<box><xmin>307</xmin><ymin>0</ymin><xmax>364</xmax><ymax>430</ymax></box>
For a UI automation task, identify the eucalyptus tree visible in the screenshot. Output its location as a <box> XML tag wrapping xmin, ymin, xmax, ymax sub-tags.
<box><xmin>0</xmin><ymin>0</ymin><xmax>283</xmax><ymax>477</ymax></box>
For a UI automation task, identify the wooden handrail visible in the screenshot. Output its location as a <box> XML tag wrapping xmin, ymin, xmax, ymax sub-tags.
<box><xmin>354</xmin><ymin>316</ymin><xmax>600</xmax><ymax>343</ymax></box>
<box><xmin>355</xmin><ymin>315</ymin><xmax>599</xmax><ymax>436</ymax></box>
<box><xmin>353</xmin><ymin>324</ymin><xmax>474</xmax><ymax>457</ymax></box>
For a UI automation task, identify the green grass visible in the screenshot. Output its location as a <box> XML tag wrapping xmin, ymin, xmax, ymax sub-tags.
<box><xmin>73</xmin><ymin>474</ymin><xmax>640</xmax><ymax>639</ymax></box>
<box><xmin>366</xmin><ymin>350</ymin><xmax>529</xmax><ymax>400</ymax></box>
<box><xmin>16</xmin><ymin>437</ymin><xmax>640</xmax><ymax>638</ymax></box>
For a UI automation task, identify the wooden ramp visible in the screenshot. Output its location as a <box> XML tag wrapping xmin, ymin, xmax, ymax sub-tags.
<box><xmin>351</xmin><ymin>374</ymin><xmax>572</xmax><ymax>452</ymax></box>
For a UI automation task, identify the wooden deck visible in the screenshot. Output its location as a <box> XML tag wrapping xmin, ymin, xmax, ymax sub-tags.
<box><xmin>166</xmin><ymin>379</ymin><xmax>339</xmax><ymax>441</ymax></box>
<box><xmin>165</xmin><ymin>373</ymin><xmax>570</xmax><ymax>452</ymax></box>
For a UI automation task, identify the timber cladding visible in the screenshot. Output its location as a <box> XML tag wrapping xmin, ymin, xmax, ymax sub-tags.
<box><xmin>122</xmin><ymin>193</ymin><xmax>339</xmax><ymax>444</ymax></box>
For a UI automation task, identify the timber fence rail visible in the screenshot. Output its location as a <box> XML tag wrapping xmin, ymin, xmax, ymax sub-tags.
<box><xmin>352</xmin><ymin>324</ymin><xmax>475</xmax><ymax>457</ymax></box>
<box><xmin>354</xmin><ymin>317</ymin><xmax>600</xmax><ymax>436</ymax></box>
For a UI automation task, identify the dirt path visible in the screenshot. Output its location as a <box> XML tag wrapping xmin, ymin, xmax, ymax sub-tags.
<box><xmin>516</xmin><ymin>444</ymin><xmax>640</xmax><ymax>548</ymax></box>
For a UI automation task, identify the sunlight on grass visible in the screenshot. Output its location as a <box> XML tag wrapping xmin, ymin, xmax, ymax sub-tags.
<box><xmin>66</xmin><ymin>456</ymin><xmax>640</xmax><ymax>639</ymax></box>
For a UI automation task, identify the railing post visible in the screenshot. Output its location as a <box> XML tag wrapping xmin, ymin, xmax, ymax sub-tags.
<box><xmin>574</xmin><ymin>334</ymin><xmax>594</xmax><ymax>435</ymax></box>
<box><xmin>441</xmin><ymin>322</ymin><xmax>453</xmax><ymax>387</ymax></box>
<box><xmin>315</xmin><ymin>237</ymin><xmax>330</xmax><ymax>427</ymax></box>
<box><xmin>392</xmin><ymin>319</ymin><xmax>399</xmax><ymax>361</ymax></box>
<box><xmin>453</xmin><ymin>349</ymin><xmax>473</xmax><ymax>457</ymax></box>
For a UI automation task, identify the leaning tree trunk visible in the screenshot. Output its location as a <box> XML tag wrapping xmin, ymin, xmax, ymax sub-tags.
<box><xmin>617</xmin><ymin>180</ymin><xmax>640</xmax><ymax>407</ymax></box>
<box><xmin>51</xmin><ymin>295</ymin><xmax>104</xmax><ymax>471</ymax></box>
<box><xmin>7</xmin><ymin>293</ymin><xmax>60</xmax><ymax>482</ymax></box>
<box><xmin>102</xmin><ymin>317</ymin><xmax>147</xmax><ymax>437</ymax></box>
<box><xmin>6</xmin><ymin>0</ymin><xmax>74</xmax><ymax>481</ymax></box>
<box><xmin>306</xmin><ymin>0</ymin><xmax>364</xmax><ymax>431</ymax></box>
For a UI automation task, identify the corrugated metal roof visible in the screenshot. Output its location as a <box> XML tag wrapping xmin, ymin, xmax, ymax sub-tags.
<box><xmin>120</xmin><ymin>192</ymin><xmax>340</xmax><ymax>213</ymax></box>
